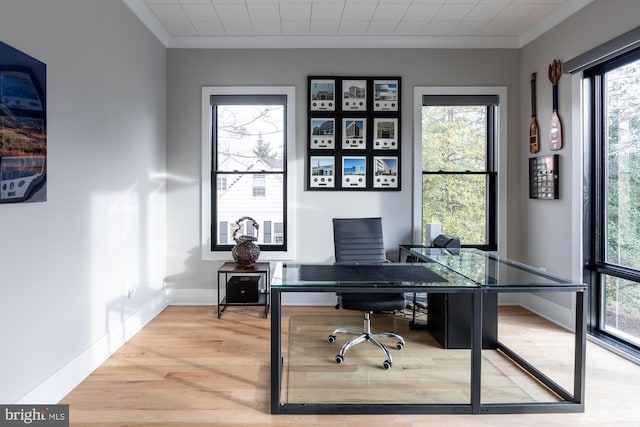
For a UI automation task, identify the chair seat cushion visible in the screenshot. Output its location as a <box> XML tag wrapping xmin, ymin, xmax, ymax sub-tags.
<box><xmin>340</xmin><ymin>292</ymin><xmax>405</xmax><ymax>312</ymax></box>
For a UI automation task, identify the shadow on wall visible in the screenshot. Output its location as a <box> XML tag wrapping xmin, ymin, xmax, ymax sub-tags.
<box><xmin>104</xmin><ymin>284</ymin><xmax>166</xmax><ymax>354</ymax></box>
<box><xmin>164</xmin><ymin>245</ymin><xmax>220</xmax><ymax>304</ymax></box>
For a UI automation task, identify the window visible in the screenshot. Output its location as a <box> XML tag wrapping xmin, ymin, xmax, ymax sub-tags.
<box><xmin>219</xmin><ymin>221</ymin><xmax>228</xmax><ymax>244</ymax></box>
<box><xmin>212</xmin><ymin>95</ymin><xmax>284</xmax><ymax>251</ymax></box>
<box><xmin>584</xmin><ymin>47</ymin><xmax>640</xmax><ymax>354</ymax></box>
<box><xmin>201</xmin><ymin>87</ymin><xmax>296</xmax><ymax>259</ymax></box>
<box><xmin>274</xmin><ymin>222</ymin><xmax>284</xmax><ymax>244</ymax></box>
<box><xmin>217</xmin><ymin>177</ymin><xmax>227</xmax><ymax>192</ymax></box>
<box><xmin>253</xmin><ymin>174</ymin><xmax>266</xmax><ymax>197</ymax></box>
<box><xmin>418</xmin><ymin>94</ymin><xmax>498</xmax><ymax>250</ymax></box>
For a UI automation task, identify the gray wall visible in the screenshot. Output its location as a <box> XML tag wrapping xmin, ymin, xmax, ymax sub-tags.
<box><xmin>520</xmin><ymin>0</ymin><xmax>640</xmax><ymax>278</ymax></box>
<box><xmin>514</xmin><ymin>0</ymin><xmax>640</xmax><ymax>321</ymax></box>
<box><xmin>165</xmin><ymin>48</ymin><xmax>521</xmax><ymax>298</ymax></box>
<box><xmin>166</xmin><ymin>0</ymin><xmax>640</xmax><ymax>321</ymax></box>
<box><xmin>0</xmin><ymin>0</ymin><xmax>167</xmax><ymax>403</ymax></box>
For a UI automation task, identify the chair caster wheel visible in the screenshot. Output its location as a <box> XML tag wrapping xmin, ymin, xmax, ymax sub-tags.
<box><xmin>383</xmin><ymin>360</ymin><xmax>392</xmax><ymax>369</ymax></box>
<box><xmin>336</xmin><ymin>355</ymin><xmax>344</xmax><ymax>364</ymax></box>
<box><xmin>328</xmin><ymin>335</ymin><xmax>336</xmax><ymax>343</ymax></box>
<box><xmin>396</xmin><ymin>342</ymin><xmax>404</xmax><ymax>350</ymax></box>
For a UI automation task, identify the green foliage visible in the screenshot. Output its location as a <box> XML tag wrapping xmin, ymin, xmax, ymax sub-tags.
<box><xmin>604</xmin><ymin>275</ymin><xmax>640</xmax><ymax>337</ymax></box>
<box><xmin>602</xmin><ymin>58</ymin><xmax>640</xmax><ymax>338</ymax></box>
<box><xmin>421</xmin><ymin>106</ymin><xmax>487</xmax><ymax>244</ymax></box>
<box><xmin>605</xmin><ymin>60</ymin><xmax>640</xmax><ymax>269</ymax></box>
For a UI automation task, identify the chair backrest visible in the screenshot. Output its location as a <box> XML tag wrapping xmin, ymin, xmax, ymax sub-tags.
<box><xmin>332</xmin><ymin>217</ymin><xmax>387</xmax><ymax>263</ymax></box>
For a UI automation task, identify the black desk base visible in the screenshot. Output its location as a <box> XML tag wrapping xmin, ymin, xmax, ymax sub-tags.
<box><xmin>400</xmin><ymin>245</ymin><xmax>498</xmax><ymax>349</ymax></box>
<box><xmin>428</xmin><ymin>292</ymin><xmax>498</xmax><ymax>349</ymax></box>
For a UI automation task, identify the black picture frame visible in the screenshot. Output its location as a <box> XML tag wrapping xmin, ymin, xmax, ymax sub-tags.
<box><xmin>342</xmin><ymin>118</ymin><xmax>367</xmax><ymax>150</ymax></box>
<box><xmin>306</xmin><ymin>76</ymin><xmax>401</xmax><ymax>191</ymax></box>
<box><xmin>373</xmin><ymin>79</ymin><xmax>399</xmax><ymax>112</ymax></box>
<box><xmin>309</xmin><ymin>155</ymin><xmax>336</xmax><ymax>189</ymax></box>
<box><xmin>529</xmin><ymin>154</ymin><xmax>559</xmax><ymax>199</ymax></box>
<box><xmin>342</xmin><ymin>79</ymin><xmax>367</xmax><ymax>111</ymax></box>
<box><xmin>373</xmin><ymin>156</ymin><xmax>399</xmax><ymax>189</ymax></box>
<box><xmin>373</xmin><ymin>117</ymin><xmax>398</xmax><ymax>150</ymax></box>
<box><xmin>310</xmin><ymin>78</ymin><xmax>335</xmax><ymax>111</ymax></box>
<box><xmin>310</xmin><ymin>117</ymin><xmax>335</xmax><ymax>149</ymax></box>
<box><xmin>341</xmin><ymin>155</ymin><xmax>367</xmax><ymax>189</ymax></box>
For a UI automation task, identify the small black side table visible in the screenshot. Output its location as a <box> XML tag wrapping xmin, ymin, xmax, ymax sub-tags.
<box><xmin>217</xmin><ymin>261</ymin><xmax>270</xmax><ymax>319</ymax></box>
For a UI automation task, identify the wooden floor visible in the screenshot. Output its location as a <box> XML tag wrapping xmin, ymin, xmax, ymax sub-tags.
<box><xmin>285</xmin><ymin>312</ymin><xmax>557</xmax><ymax>405</ymax></box>
<box><xmin>62</xmin><ymin>305</ymin><xmax>640</xmax><ymax>426</ymax></box>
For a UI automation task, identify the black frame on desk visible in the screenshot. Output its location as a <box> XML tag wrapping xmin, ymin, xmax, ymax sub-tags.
<box><xmin>270</xmin><ymin>254</ymin><xmax>587</xmax><ymax>415</ymax></box>
<box><xmin>270</xmin><ymin>270</ymin><xmax>481</xmax><ymax>415</ymax></box>
<box><xmin>399</xmin><ymin>245</ymin><xmax>587</xmax><ymax>415</ymax></box>
<box><xmin>307</xmin><ymin>76</ymin><xmax>401</xmax><ymax>191</ymax></box>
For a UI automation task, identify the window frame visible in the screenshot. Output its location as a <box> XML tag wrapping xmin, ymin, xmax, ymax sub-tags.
<box><xmin>583</xmin><ymin>47</ymin><xmax>640</xmax><ymax>356</ymax></box>
<box><xmin>201</xmin><ymin>86</ymin><xmax>296</xmax><ymax>261</ymax></box>
<box><xmin>413</xmin><ymin>87</ymin><xmax>508</xmax><ymax>253</ymax></box>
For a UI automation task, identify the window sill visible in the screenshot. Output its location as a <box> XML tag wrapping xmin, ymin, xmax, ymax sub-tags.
<box><xmin>202</xmin><ymin>248</ymin><xmax>295</xmax><ymax>262</ymax></box>
<box><xmin>588</xmin><ymin>331</ymin><xmax>640</xmax><ymax>365</ymax></box>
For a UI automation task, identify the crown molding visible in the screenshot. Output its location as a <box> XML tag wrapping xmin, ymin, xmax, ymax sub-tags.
<box><xmin>519</xmin><ymin>0</ymin><xmax>594</xmax><ymax>47</ymax></box>
<box><xmin>123</xmin><ymin>0</ymin><xmax>594</xmax><ymax>50</ymax></box>
<box><xmin>123</xmin><ymin>0</ymin><xmax>171</xmax><ymax>47</ymax></box>
<box><xmin>167</xmin><ymin>35</ymin><xmax>519</xmax><ymax>49</ymax></box>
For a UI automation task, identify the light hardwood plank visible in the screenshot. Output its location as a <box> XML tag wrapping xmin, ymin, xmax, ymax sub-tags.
<box><xmin>62</xmin><ymin>306</ymin><xmax>640</xmax><ymax>426</ymax></box>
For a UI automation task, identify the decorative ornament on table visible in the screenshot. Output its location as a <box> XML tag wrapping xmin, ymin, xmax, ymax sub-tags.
<box><xmin>231</xmin><ymin>216</ymin><xmax>260</xmax><ymax>267</ymax></box>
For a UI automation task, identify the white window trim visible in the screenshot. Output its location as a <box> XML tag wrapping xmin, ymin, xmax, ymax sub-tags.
<box><xmin>413</xmin><ymin>86</ymin><xmax>508</xmax><ymax>255</ymax></box>
<box><xmin>201</xmin><ymin>86</ymin><xmax>297</xmax><ymax>261</ymax></box>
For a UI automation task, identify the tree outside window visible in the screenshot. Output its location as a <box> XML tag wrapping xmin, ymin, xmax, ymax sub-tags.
<box><xmin>421</xmin><ymin>96</ymin><xmax>497</xmax><ymax>249</ymax></box>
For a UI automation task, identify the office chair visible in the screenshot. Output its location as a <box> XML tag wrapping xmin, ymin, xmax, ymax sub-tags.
<box><xmin>328</xmin><ymin>217</ymin><xmax>406</xmax><ymax>369</ymax></box>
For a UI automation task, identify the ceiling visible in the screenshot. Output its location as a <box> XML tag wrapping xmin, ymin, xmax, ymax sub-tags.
<box><xmin>123</xmin><ymin>0</ymin><xmax>593</xmax><ymax>49</ymax></box>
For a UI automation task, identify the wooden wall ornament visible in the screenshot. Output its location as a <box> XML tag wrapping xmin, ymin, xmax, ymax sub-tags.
<box><xmin>529</xmin><ymin>72</ymin><xmax>540</xmax><ymax>154</ymax></box>
<box><xmin>548</xmin><ymin>59</ymin><xmax>563</xmax><ymax>151</ymax></box>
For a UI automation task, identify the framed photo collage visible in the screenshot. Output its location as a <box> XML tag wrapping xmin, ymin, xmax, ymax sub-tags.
<box><xmin>307</xmin><ymin>76</ymin><xmax>401</xmax><ymax>191</ymax></box>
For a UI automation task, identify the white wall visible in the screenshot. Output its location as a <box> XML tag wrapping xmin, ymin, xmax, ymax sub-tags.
<box><xmin>0</xmin><ymin>0</ymin><xmax>167</xmax><ymax>403</ymax></box>
<box><xmin>165</xmin><ymin>48</ymin><xmax>521</xmax><ymax>303</ymax></box>
<box><xmin>518</xmin><ymin>0</ymin><xmax>640</xmax><ymax>326</ymax></box>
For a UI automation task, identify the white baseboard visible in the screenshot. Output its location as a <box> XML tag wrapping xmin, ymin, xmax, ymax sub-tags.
<box><xmin>165</xmin><ymin>288</ymin><xmax>337</xmax><ymax>306</ymax></box>
<box><xmin>17</xmin><ymin>293</ymin><xmax>168</xmax><ymax>404</ymax></box>
<box><xmin>520</xmin><ymin>293</ymin><xmax>575</xmax><ymax>331</ymax></box>
<box><xmin>166</xmin><ymin>288</ymin><xmax>217</xmax><ymax>305</ymax></box>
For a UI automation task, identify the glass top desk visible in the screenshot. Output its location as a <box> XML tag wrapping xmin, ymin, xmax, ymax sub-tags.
<box><xmin>402</xmin><ymin>246</ymin><xmax>584</xmax><ymax>290</ymax></box>
<box><xmin>270</xmin><ymin>251</ymin><xmax>586</xmax><ymax>415</ymax></box>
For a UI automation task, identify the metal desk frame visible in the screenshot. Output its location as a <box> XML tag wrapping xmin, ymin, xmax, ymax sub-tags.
<box><xmin>270</xmin><ymin>252</ymin><xmax>586</xmax><ymax>415</ymax></box>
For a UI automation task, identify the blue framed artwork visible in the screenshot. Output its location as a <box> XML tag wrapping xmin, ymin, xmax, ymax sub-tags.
<box><xmin>0</xmin><ymin>41</ymin><xmax>47</xmax><ymax>203</ymax></box>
